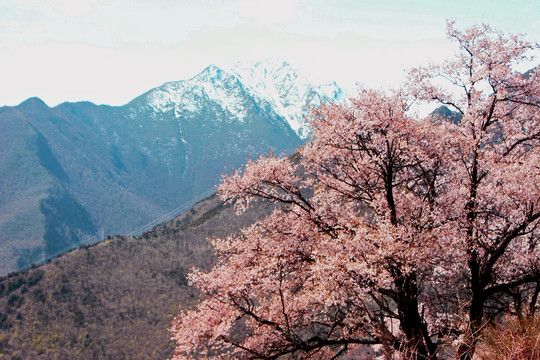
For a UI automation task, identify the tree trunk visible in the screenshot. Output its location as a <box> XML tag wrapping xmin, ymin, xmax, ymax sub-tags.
<box><xmin>395</xmin><ymin>272</ymin><xmax>437</xmax><ymax>359</ymax></box>
<box><xmin>458</xmin><ymin>273</ymin><xmax>484</xmax><ymax>360</ymax></box>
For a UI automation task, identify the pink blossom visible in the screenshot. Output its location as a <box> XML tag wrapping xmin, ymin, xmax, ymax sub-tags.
<box><xmin>171</xmin><ymin>22</ymin><xmax>540</xmax><ymax>360</ymax></box>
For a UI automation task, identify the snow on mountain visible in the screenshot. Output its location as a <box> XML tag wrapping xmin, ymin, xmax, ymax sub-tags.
<box><xmin>228</xmin><ymin>59</ymin><xmax>345</xmax><ymax>138</ymax></box>
<box><xmin>126</xmin><ymin>63</ymin><xmax>303</xmax><ymax>174</ymax></box>
<box><xmin>141</xmin><ymin>64</ymin><xmax>250</xmax><ymax>122</ymax></box>
<box><xmin>137</xmin><ymin>60</ymin><xmax>345</xmax><ymax>139</ymax></box>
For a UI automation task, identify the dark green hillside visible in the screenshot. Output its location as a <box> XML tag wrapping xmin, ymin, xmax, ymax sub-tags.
<box><xmin>0</xmin><ymin>194</ymin><xmax>272</xmax><ymax>360</ymax></box>
<box><xmin>0</xmin><ymin>101</ymin><xmax>98</xmax><ymax>273</ymax></box>
<box><xmin>40</xmin><ymin>185</ymin><xmax>97</xmax><ymax>257</ymax></box>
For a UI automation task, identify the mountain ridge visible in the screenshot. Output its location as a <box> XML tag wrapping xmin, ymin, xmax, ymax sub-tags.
<box><xmin>0</xmin><ymin>60</ymin><xmax>340</xmax><ymax>274</ymax></box>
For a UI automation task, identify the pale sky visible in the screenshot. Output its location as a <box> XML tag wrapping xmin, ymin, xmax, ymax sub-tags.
<box><xmin>0</xmin><ymin>0</ymin><xmax>539</xmax><ymax>107</ymax></box>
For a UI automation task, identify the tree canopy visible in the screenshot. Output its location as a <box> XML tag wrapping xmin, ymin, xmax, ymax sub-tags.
<box><xmin>171</xmin><ymin>22</ymin><xmax>540</xmax><ymax>360</ymax></box>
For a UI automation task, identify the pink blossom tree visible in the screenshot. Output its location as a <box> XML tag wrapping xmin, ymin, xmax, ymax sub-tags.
<box><xmin>170</xmin><ymin>22</ymin><xmax>539</xmax><ymax>360</ymax></box>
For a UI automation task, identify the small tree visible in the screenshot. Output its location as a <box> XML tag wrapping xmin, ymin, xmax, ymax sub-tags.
<box><xmin>170</xmin><ymin>22</ymin><xmax>540</xmax><ymax>360</ymax></box>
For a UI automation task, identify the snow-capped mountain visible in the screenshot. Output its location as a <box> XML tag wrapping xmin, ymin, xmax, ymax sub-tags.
<box><xmin>0</xmin><ymin>61</ymin><xmax>341</xmax><ymax>274</ymax></box>
<box><xmin>126</xmin><ymin>63</ymin><xmax>300</xmax><ymax>172</ymax></box>
<box><xmin>134</xmin><ymin>60</ymin><xmax>345</xmax><ymax>139</ymax></box>
<box><xmin>228</xmin><ymin>60</ymin><xmax>345</xmax><ymax>138</ymax></box>
<box><xmin>139</xmin><ymin>65</ymin><xmax>251</xmax><ymax>122</ymax></box>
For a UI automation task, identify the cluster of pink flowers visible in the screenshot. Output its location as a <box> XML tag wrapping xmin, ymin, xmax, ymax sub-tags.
<box><xmin>171</xmin><ymin>22</ymin><xmax>540</xmax><ymax>360</ymax></box>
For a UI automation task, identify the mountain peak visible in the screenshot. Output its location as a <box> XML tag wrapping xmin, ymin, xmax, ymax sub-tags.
<box><xmin>228</xmin><ymin>59</ymin><xmax>345</xmax><ymax>138</ymax></box>
<box><xmin>203</xmin><ymin>64</ymin><xmax>223</xmax><ymax>74</ymax></box>
<box><xmin>195</xmin><ymin>64</ymin><xmax>234</xmax><ymax>84</ymax></box>
<box><xmin>18</xmin><ymin>97</ymin><xmax>49</xmax><ymax>109</ymax></box>
<box><xmin>128</xmin><ymin>60</ymin><xmax>344</xmax><ymax>138</ymax></box>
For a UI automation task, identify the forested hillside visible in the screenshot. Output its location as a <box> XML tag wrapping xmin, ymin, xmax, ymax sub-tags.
<box><xmin>0</xmin><ymin>194</ymin><xmax>272</xmax><ymax>360</ymax></box>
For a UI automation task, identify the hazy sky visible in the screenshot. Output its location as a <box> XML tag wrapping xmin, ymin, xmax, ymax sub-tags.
<box><xmin>1</xmin><ymin>0</ymin><xmax>539</xmax><ymax>107</ymax></box>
